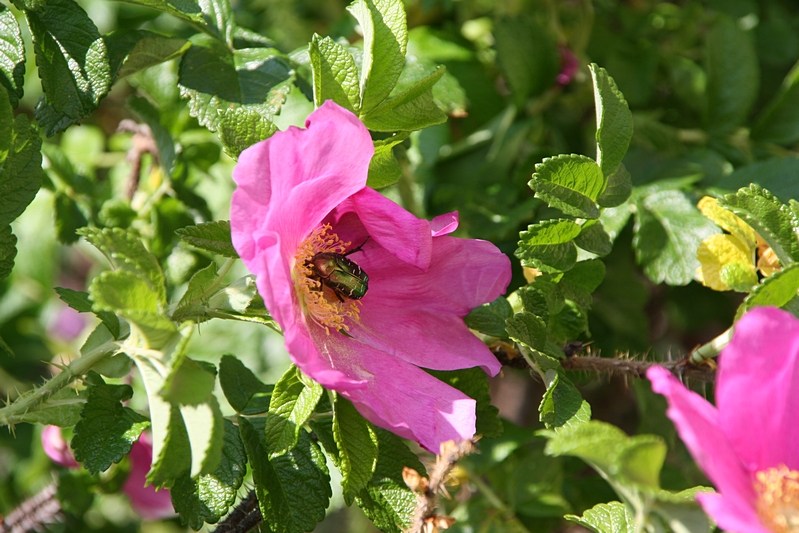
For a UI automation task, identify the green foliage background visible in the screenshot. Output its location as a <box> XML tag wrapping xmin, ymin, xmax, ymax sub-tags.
<box><xmin>3</xmin><ymin>0</ymin><xmax>799</xmax><ymax>531</ymax></box>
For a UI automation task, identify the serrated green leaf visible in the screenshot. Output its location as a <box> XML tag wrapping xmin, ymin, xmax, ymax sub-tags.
<box><xmin>505</xmin><ymin>311</ymin><xmax>546</xmax><ymax>350</ymax></box>
<box><xmin>115</xmin><ymin>0</ymin><xmax>205</xmax><ymax>28</ymax></box>
<box><xmin>171</xmin><ymin>419</ymin><xmax>247</xmax><ymax>529</ymax></box>
<box><xmin>361</xmin><ymin>67</ymin><xmax>447</xmax><ymax>132</ymax></box>
<box><xmin>355</xmin><ymin>428</ymin><xmax>423</xmax><ymax>533</ymax></box>
<box><xmin>310</xmin><ymin>35</ymin><xmax>360</xmax><ymax>112</ymax></box>
<box><xmin>333</xmin><ymin>396</ymin><xmax>378</xmax><ymax>502</ymax></box>
<box><xmin>17</xmin><ymin>386</ymin><xmax>86</xmax><ymax>427</ymax></box>
<box><xmin>0</xmin><ymin>114</ymin><xmax>43</xmax><ymax>227</ymax></box>
<box><xmin>545</xmin><ymin>420</ymin><xmax>628</xmax><ymax>475</ymax></box>
<box><xmin>633</xmin><ymin>190</ymin><xmax>720</xmax><ymax>286</ymax></box>
<box><xmin>26</xmin><ymin>0</ymin><xmax>111</xmax><ymax>136</ymax></box>
<box><xmin>53</xmin><ymin>190</ymin><xmax>87</xmax><ymax>244</ymax></box>
<box><xmin>0</xmin><ymin>5</ymin><xmax>25</xmax><ymax>107</ymax></box>
<box><xmin>178</xmin><ymin>38</ymin><xmax>293</xmax><ymax>133</ymax></box>
<box><xmin>530</xmin><ymin>154</ymin><xmax>606</xmax><ymax>219</ymax></box>
<box><xmin>172</xmin><ymin>262</ymin><xmax>218</xmax><ymax>322</ymax></box>
<box><xmin>176</xmin><ymin>220</ymin><xmax>238</xmax><ymax>258</ymax></box>
<box><xmin>705</xmin><ymin>15</ymin><xmax>759</xmax><ymax>135</ymax></box>
<box><xmin>495</xmin><ymin>14</ymin><xmax>559</xmax><ymax>105</ymax></box>
<box><xmin>240</xmin><ymin>419</ymin><xmax>331</xmax><ymax>533</ymax></box>
<box><xmin>719</xmin><ymin>184</ymin><xmax>799</xmax><ymax>266</ymax></box>
<box><xmin>427</xmin><ymin>367</ymin><xmax>502</xmax><ymax>438</ymax></box>
<box><xmin>219</xmin><ymin>354</ymin><xmax>273</xmax><ymax>415</ymax></box>
<box><xmin>548</xmin><ymin>299</ymin><xmax>589</xmax><ymax>343</ymax></box>
<box><xmin>55</xmin><ymin>287</ymin><xmax>120</xmax><ymax>338</ymax></box>
<box><xmin>559</xmin><ymin>259</ymin><xmax>606</xmax><ymax>308</ymax></box>
<box><xmin>265</xmin><ymin>365</ymin><xmax>324</xmax><ymax>457</ymax></box>
<box><xmin>105</xmin><ymin>29</ymin><xmax>190</xmax><ymax>82</ymax></box>
<box><xmin>217</xmin><ymin>106</ymin><xmax>278</xmax><ymax>158</ymax></box>
<box><xmin>127</xmin><ymin>94</ymin><xmax>176</xmax><ymax>175</ymax></box>
<box><xmin>589</xmin><ymin>64</ymin><xmax>633</xmax><ymax>177</ymax></box>
<box><xmin>736</xmin><ymin>263</ymin><xmax>799</xmax><ymax>320</ymax></box>
<box><xmin>598</xmin><ymin>164</ymin><xmax>632</xmax><ymax>208</ymax></box>
<box><xmin>397</xmin><ymin>37</ymin><xmax>467</xmax><ymax>115</ymax></box>
<box><xmin>716</xmin><ymin>158</ymin><xmax>799</xmax><ymax>206</ymax></box>
<box><xmin>348</xmin><ymin>0</ymin><xmax>407</xmax><ymax>114</ymax></box>
<box><xmin>566</xmin><ymin>501</ymin><xmax>635</xmax><ymax>533</ymax></box>
<box><xmin>539</xmin><ymin>370</ymin><xmax>589</xmax><ymax>429</ymax></box>
<box><xmin>0</xmin><ymin>85</ymin><xmax>11</xmax><ymax>161</ymax></box>
<box><xmin>367</xmin><ymin>133</ymin><xmax>408</xmax><ymax>189</ymax></box>
<box><xmin>516</xmin><ymin>219</ymin><xmax>581</xmax><ymax>274</ymax></box>
<box><xmin>617</xmin><ymin>435</ymin><xmax>666</xmax><ymax>490</ymax></box>
<box><xmin>575</xmin><ymin>220</ymin><xmax>613</xmax><ymax>256</ymax></box>
<box><xmin>71</xmin><ymin>373</ymin><xmax>151</xmax><ymax>475</ymax></box>
<box><xmin>518</xmin><ymin>286</ymin><xmax>549</xmax><ymax>319</ymax></box>
<box><xmin>752</xmin><ymin>59</ymin><xmax>799</xmax><ymax>145</ymax></box>
<box><xmin>0</xmin><ymin>224</ymin><xmax>17</xmax><ymax>283</ymax></box>
<box><xmin>464</xmin><ymin>296</ymin><xmax>513</xmax><ymax>338</ymax></box>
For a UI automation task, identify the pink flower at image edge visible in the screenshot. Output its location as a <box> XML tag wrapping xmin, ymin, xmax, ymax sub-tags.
<box><xmin>230</xmin><ymin>101</ymin><xmax>511</xmax><ymax>452</ymax></box>
<box><xmin>647</xmin><ymin>306</ymin><xmax>799</xmax><ymax>533</ymax></box>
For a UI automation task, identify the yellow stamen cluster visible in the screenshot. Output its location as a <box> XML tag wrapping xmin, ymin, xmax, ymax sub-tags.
<box><xmin>755</xmin><ymin>465</ymin><xmax>799</xmax><ymax>533</ymax></box>
<box><xmin>293</xmin><ymin>224</ymin><xmax>361</xmax><ymax>334</ymax></box>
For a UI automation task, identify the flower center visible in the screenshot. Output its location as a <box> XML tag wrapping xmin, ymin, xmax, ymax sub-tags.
<box><xmin>755</xmin><ymin>465</ymin><xmax>799</xmax><ymax>533</ymax></box>
<box><xmin>293</xmin><ymin>224</ymin><xmax>362</xmax><ymax>334</ymax></box>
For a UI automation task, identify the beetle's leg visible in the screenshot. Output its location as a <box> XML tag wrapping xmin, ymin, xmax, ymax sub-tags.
<box><xmin>344</xmin><ymin>236</ymin><xmax>370</xmax><ymax>256</ymax></box>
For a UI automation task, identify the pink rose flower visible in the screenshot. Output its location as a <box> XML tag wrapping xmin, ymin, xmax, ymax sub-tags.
<box><xmin>557</xmin><ymin>45</ymin><xmax>579</xmax><ymax>86</ymax></box>
<box><xmin>230</xmin><ymin>101</ymin><xmax>511</xmax><ymax>451</ymax></box>
<box><xmin>647</xmin><ymin>306</ymin><xmax>799</xmax><ymax>533</ymax></box>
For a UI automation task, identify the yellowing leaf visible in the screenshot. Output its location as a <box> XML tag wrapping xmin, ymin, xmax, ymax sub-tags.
<box><xmin>696</xmin><ymin>234</ymin><xmax>757</xmax><ymax>291</ymax></box>
<box><xmin>697</xmin><ymin>196</ymin><xmax>757</xmax><ymax>252</ymax></box>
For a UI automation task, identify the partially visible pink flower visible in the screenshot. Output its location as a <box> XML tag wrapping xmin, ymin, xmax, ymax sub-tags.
<box><xmin>647</xmin><ymin>306</ymin><xmax>799</xmax><ymax>533</ymax></box>
<box><xmin>557</xmin><ymin>45</ymin><xmax>579</xmax><ymax>86</ymax></box>
<box><xmin>42</xmin><ymin>425</ymin><xmax>80</xmax><ymax>468</ymax></box>
<box><xmin>123</xmin><ymin>433</ymin><xmax>175</xmax><ymax>521</ymax></box>
<box><xmin>47</xmin><ymin>304</ymin><xmax>87</xmax><ymax>341</ymax></box>
<box><xmin>231</xmin><ymin>101</ymin><xmax>511</xmax><ymax>451</ymax></box>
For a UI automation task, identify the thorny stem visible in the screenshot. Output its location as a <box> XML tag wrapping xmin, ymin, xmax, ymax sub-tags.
<box><xmin>0</xmin><ymin>338</ymin><xmax>119</xmax><ymax>428</ymax></box>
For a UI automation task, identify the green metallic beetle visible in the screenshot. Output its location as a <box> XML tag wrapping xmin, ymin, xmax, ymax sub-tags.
<box><xmin>308</xmin><ymin>238</ymin><xmax>370</xmax><ymax>302</ymax></box>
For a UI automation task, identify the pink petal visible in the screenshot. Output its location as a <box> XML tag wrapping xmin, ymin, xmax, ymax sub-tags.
<box><xmin>696</xmin><ymin>492</ymin><xmax>771</xmax><ymax>533</ymax></box>
<box><xmin>355</xmin><ymin>303</ymin><xmax>501</xmax><ymax>375</ymax></box>
<box><xmin>431</xmin><ymin>211</ymin><xmax>459</xmax><ymax>236</ymax></box>
<box><xmin>284</xmin><ymin>321</ymin><xmax>367</xmax><ymax>391</ymax></box>
<box><xmin>41</xmin><ymin>426</ymin><xmax>79</xmax><ymax>468</ymax></box>
<box><xmin>647</xmin><ymin>367</ymin><xmax>755</xmax><ymax>507</ymax></box>
<box><xmin>124</xmin><ymin>437</ymin><xmax>176</xmax><ymax>520</ymax></box>
<box><xmin>717</xmin><ymin>306</ymin><xmax>799</xmax><ymax>471</ymax></box>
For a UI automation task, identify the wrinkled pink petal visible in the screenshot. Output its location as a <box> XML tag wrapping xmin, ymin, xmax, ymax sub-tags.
<box><xmin>431</xmin><ymin>211</ymin><xmax>459</xmax><ymax>236</ymax></box>
<box><xmin>696</xmin><ymin>492</ymin><xmax>770</xmax><ymax>533</ymax></box>
<box><xmin>41</xmin><ymin>426</ymin><xmax>79</xmax><ymax>468</ymax></box>
<box><xmin>717</xmin><ymin>306</ymin><xmax>799</xmax><ymax>471</ymax></box>
<box><xmin>284</xmin><ymin>321</ymin><xmax>367</xmax><ymax>391</ymax></box>
<box><xmin>646</xmin><ymin>367</ymin><xmax>755</xmax><ymax>507</ymax></box>
<box><xmin>123</xmin><ymin>435</ymin><xmax>176</xmax><ymax>521</ymax></box>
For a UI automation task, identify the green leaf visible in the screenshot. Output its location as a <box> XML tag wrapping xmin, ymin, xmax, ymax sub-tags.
<box><xmin>361</xmin><ymin>66</ymin><xmax>447</xmax><ymax>132</ymax></box>
<box><xmin>575</xmin><ymin>220</ymin><xmax>613</xmax><ymax>256</ymax></box>
<box><xmin>633</xmin><ymin>190</ymin><xmax>720</xmax><ymax>286</ymax></box>
<box><xmin>55</xmin><ymin>287</ymin><xmax>120</xmax><ymax>338</ymax></box>
<box><xmin>105</xmin><ymin>29</ymin><xmax>190</xmax><ymax>83</ymax></box>
<box><xmin>589</xmin><ymin>64</ymin><xmax>633</xmax><ymax>177</ymax></box>
<box><xmin>716</xmin><ymin>157</ymin><xmax>799</xmax><ymax>205</ymax></box>
<box><xmin>171</xmin><ymin>419</ymin><xmax>247</xmax><ymax>529</ymax></box>
<box><xmin>0</xmin><ymin>85</ymin><xmax>11</xmax><ymax>161</ymax></box>
<box><xmin>176</xmin><ymin>220</ymin><xmax>238</xmax><ymax>258</ymax></box>
<box><xmin>752</xmin><ymin>59</ymin><xmax>799</xmax><ymax>145</ymax></box>
<box><xmin>617</xmin><ymin>436</ymin><xmax>666</xmax><ymax>490</ymax></box>
<box><xmin>530</xmin><ymin>154</ymin><xmax>606</xmax><ymax>219</ymax></box>
<box><xmin>652</xmin><ymin>488</ymin><xmax>714</xmax><ymax>533</ymax></box>
<box><xmin>464</xmin><ymin>296</ymin><xmax>513</xmax><ymax>338</ymax></box>
<box><xmin>26</xmin><ymin>0</ymin><xmax>111</xmax><ymax>136</ymax></box>
<box><xmin>240</xmin><ymin>419</ymin><xmax>331</xmax><ymax>533</ymax></box>
<box><xmin>598</xmin><ymin>164</ymin><xmax>632</xmax><ymax>208</ymax></box>
<box><xmin>539</xmin><ymin>369</ymin><xmax>591</xmax><ymax>429</ymax></box>
<box><xmin>127</xmin><ymin>94</ymin><xmax>176</xmax><ymax>175</ymax></box>
<box><xmin>79</xmin><ymin>322</ymin><xmax>130</xmax><ymax>377</ymax></box>
<box><xmin>71</xmin><ymin>372</ymin><xmax>151</xmax><ymax>475</ymax></box>
<box><xmin>118</xmin><ymin>0</ymin><xmax>232</xmax><ymax>43</ymax></box>
<box><xmin>172</xmin><ymin>262</ymin><xmax>218</xmax><ymax>322</ymax></box>
<box><xmin>566</xmin><ymin>501</ymin><xmax>635</xmax><ymax>533</ymax></box>
<box><xmin>0</xmin><ymin>113</ymin><xmax>43</xmax><ymax>227</ymax></box>
<box><xmin>0</xmin><ymin>224</ymin><xmax>17</xmax><ymax>283</ymax></box>
<box><xmin>219</xmin><ymin>354</ymin><xmax>273</xmax><ymax>415</ymax></box>
<box><xmin>114</xmin><ymin>0</ymin><xmax>205</xmax><ymax>29</ymax></box>
<box><xmin>367</xmin><ymin>133</ymin><xmax>409</xmax><ymax>189</ymax></box>
<box><xmin>719</xmin><ymin>184</ymin><xmax>799</xmax><ymax>265</ymax></box>
<box><xmin>178</xmin><ymin>38</ymin><xmax>293</xmax><ymax>133</ymax></box>
<box><xmin>737</xmin><ymin>263</ymin><xmax>799</xmax><ymax>320</ymax></box>
<box><xmin>505</xmin><ymin>311</ymin><xmax>546</xmax><ymax>351</ymax></box>
<box><xmin>494</xmin><ymin>14</ymin><xmax>560</xmax><ymax>105</ymax></box>
<box><xmin>559</xmin><ymin>259</ymin><xmax>606</xmax><ymax>308</ymax></box>
<box><xmin>217</xmin><ymin>106</ymin><xmax>278</xmax><ymax>158</ymax></box>
<box><xmin>0</xmin><ymin>5</ymin><xmax>25</xmax><ymax>107</ymax></box>
<box><xmin>348</xmin><ymin>0</ymin><xmax>407</xmax><ymax>114</ymax></box>
<box><xmin>516</xmin><ymin>219</ymin><xmax>581</xmax><ymax>274</ymax></box>
<box><xmin>545</xmin><ymin>420</ymin><xmax>628</xmax><ymax>475</ymax></box>
<box><xmin>16</xmin><ymin>386</ymin><xmax>86</xmax><ymax>427</ymax></box>
<box><xmin>333</xmin><ymin>396</ymin><xmax>378</xmax><ymax>502</ymax></box>
<box><xmin>53</xmin><ymin>191</ymin><xmax>87</xmax><ymax>244</ymax></box>
<box><xmin>309</xmin><ymin>35</ymin><xmax>360</xmax><ymax>113</ymax></box>
<box><xmin>428</xmin><ymin>367</ymin><xmax>502</xmax><ymax>438</ymax></box>
<box><xmin>265</xmin><ymin>365</ymin><xmax>324</xmax><ymax>457</ymax></box>
<box><xmin>705</xmin><ymin>15</ymin><xmax>759</xmax><ymax>135</ymax></box>
<box><xmin>355</xmin><ymin>428</ymin><xmax>423</xmax><ymax>533</ymax></box>
<box><xmin>548</xmin><ymin>300</ymin><xmax>589</xmax><ymax>344</ymax></box>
